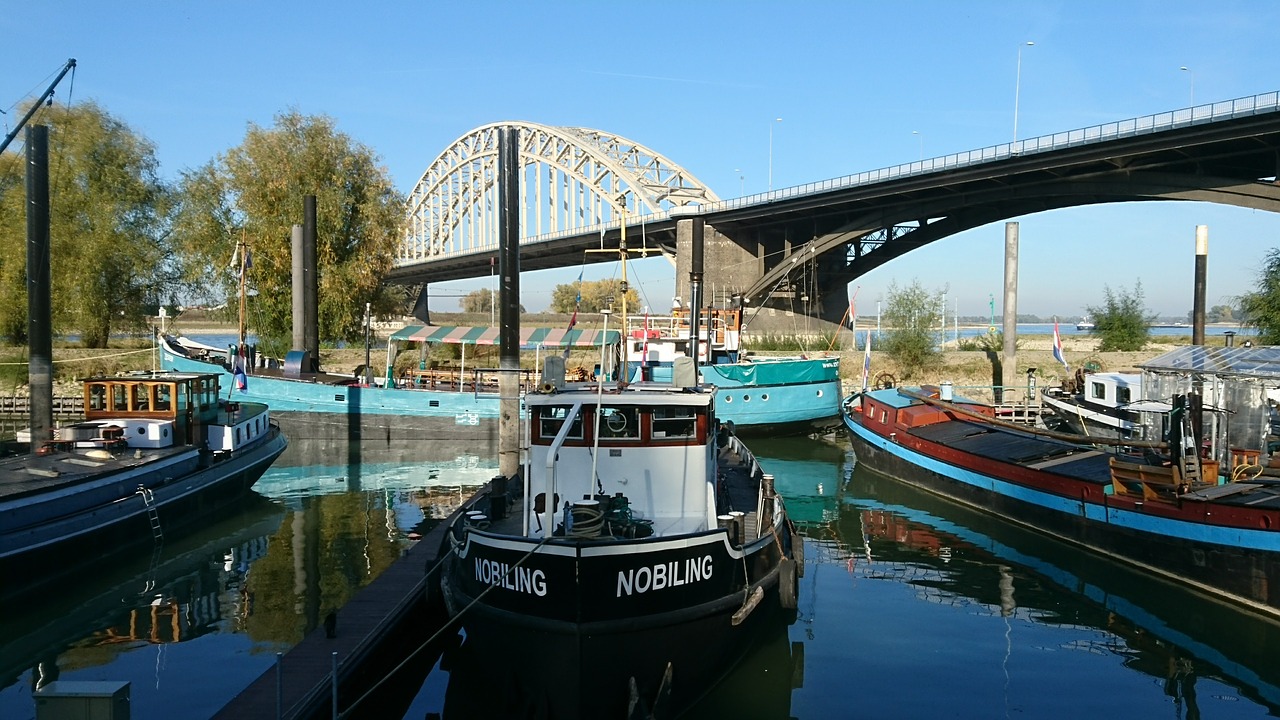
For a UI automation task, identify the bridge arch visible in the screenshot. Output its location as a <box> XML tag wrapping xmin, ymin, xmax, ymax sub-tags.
<box><xmin>400</xmin><ymin>122</ymin><xmax>720</xmax><ymax>264</ymax></box>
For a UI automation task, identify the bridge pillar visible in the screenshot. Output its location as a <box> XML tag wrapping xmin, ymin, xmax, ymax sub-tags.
<box><xmin>673</xmin><ymin>219</ymin><xmax>759</xmax><ymax>310</ymax></box>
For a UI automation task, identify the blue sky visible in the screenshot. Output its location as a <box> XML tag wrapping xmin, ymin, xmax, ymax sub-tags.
<box><xmin>5</xmin><ymin>1</ymin><xmax>1278</xmax><ymax>319</ymax></box>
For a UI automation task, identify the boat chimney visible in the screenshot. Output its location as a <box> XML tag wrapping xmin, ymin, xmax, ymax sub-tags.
<box><xmin>497</xmin><ymin>126</ymin><xmax>521</xmax><ymax>479</ymax></box>
<box><xmin>26</xmin><ymin>125</ymin><xmax>53</xmax><ymax>449</ymax></box>
<box><xmin>291</xmin><ymin>223</ymin><xmax>305</xmax><ymax>352</ymax></box>
<box><xmin>1192</xmin><ymin>225</ymin><xmax>1208</xmax><ymax>346</ymax></box>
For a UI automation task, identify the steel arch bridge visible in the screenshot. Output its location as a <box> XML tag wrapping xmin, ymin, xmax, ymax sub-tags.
<box><xmin>399</xmin><ymin>122</ymin><xmax>720</xmax><ymax>265</ymax></box>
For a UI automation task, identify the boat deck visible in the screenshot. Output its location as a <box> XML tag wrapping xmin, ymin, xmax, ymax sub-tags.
<box><xmin>0</xmin><ymin>446</ymin><xmax>194</xmax><ymax>504</ymax></box>
<box><xmin>910</xmin><ymin>419</ymin><xmax>1118</xmax><ymax>485</ymax></box>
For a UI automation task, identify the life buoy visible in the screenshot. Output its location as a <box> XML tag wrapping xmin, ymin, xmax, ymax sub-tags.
<box><xmin>778</xmin><ymin>556</ymin><xmax>798</xmax><ymax>610</ymax></box>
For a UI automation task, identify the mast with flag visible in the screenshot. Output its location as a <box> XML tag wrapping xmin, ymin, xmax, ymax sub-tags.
<box><xmin>1052</xmin><ymin>317</ymin><xmax>1068</xmax><ymax>371</ymax></box>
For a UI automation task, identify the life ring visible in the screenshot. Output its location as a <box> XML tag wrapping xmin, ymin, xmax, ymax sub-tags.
<box><xmin>606</xmin><ymin>410</ymin><xmax>628</xmax><ymax>433</ymax></box>
<box><xmin>778</xmin><ymin>556</ymin><xmax>798</xmax><ymax>610</ymax></box>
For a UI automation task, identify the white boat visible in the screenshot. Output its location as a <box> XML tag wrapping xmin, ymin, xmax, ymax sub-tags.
<box><xmin>436</xmin><ymin>357</ymin><xmax>802</xmax><ymax>717</ymax></box>
<box><xmin>1040</xmin><ymin>371</ymin><xmax>1144</xmax><ymax>440</ymax></box>
<box><xmin>1076</xmin><ymin>317</ymin><xmax>1095</xmax><ymax>331</ymax></box>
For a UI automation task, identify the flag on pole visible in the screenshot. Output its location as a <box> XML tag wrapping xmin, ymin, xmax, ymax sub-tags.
<box><xmin>860</xmin><ymin>330</ymin><xmax>872</xmax><ymax>391</ymax></box>
<box><xmin>1052</xmin><ymin>320</ymin><xmax>1069</xmax><ymax>370</ymax></box>
<box><xmin>233</xmin><ymin>346</ymin><xmax>249</xmax><ymax>392</ymax></box>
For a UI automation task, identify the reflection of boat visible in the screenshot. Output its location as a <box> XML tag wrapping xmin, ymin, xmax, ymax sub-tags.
<box><xmin>845</xmin><ymin>463</ymin><xmax>1280</xmax><ymax>712</ymax></box>
<box><xmin>745</xmin><ymin>436</ymin><xmax>850</xmax><ymax>527</ymax></box>
<box><xmin>438</xmin><ymin>362</ymin><xmax>802</xmax><ymax>718</ymax></box>
<box><xmin>0</xmin><ymin>493</ymin><xmax>284</xmax><ymax>695</ymax></box>
<box><xmin>158</xmin><ymin>327</ymin><xmax>618</xmax><ymax>446</ymax></box>
<box><xmin>626</xmin><ymin>304</ymin><xmax>843</xmax><ymax>435</ymax></box>
<box><xmin>0</xmin><ymin>372</ymin><xmax>287</xmax><ymax>581</ymax></box>
<box><xmin>843</xmin><ymin>385</ymin><xmax>1280</xmax><ymax>618</ymax></box>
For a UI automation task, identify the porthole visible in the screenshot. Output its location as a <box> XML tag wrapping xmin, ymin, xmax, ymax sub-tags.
<box><xmin>723</xmin><ymin>395</ymin><xmax>733</xmax><ymax>403</ymax></box>
<box><xmin>761</xmin><ymin>393</ymin><xmax>769</xmax><ymax>401</ymax></box>
<box><xmin>742</xmin><ymin>395</ymin><xmax>751</xmax><ymax>402</ymax></box>
<box><xmin>816</xmin><ymin>389</ymin><xmax>824</xmax><ymax>397</ymax></box>
<box><xmin>137</xmin><ymin>427</ymin><xmax>146</xmax><ymax>435</ymax></box>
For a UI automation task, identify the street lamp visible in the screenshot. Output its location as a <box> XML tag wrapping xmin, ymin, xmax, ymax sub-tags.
<box><xmin>1180</xmin><ymin>66</ymin><xmax>1195</xmax><ymax>107</ymax></box>
<box><xmin>912</xmin><ymin>130</ymin><xmax>922</xmax><ymax>161</ymax></box>
<box><xmin>768</xmin><ymin>117</ymin><xmax>782</xmax><ymax>191</ymax></box>
<box><xmin>735</xmin><ymin>168</ymin><xmax>744</xmax><ymax>196</ymax></box>
<box><xmin>1013</xmin><ymin>41</ymin><xmax>1034</xmax><ymax>142</ymax></box>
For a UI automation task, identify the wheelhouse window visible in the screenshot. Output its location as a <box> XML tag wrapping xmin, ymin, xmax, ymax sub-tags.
<box><xmin>132</xmin><ymin>384</ymin><xmax>152</xmax><ymax>412</ymax></box>
<box><xmin>1116</xmin><ymin>386</ymin><xmax>1131</xmax><ymax>404</ymax></box>
<box><xmin>651</xmin><ymin>406</ymin><xmax>697</xmax><ymax>439</ymax></box>
<box><xmin>599</xmin><ymin>407</ymin><xmax>641</xmax><ymax>440</ymax></box>
<box><xmin>538</xmin><ymin>406</ymin><xmax>583</xmax><ymax>440</ymax></box>
<box><xmin>111</xmin><ymin>383</ymin><xmax>129</xmax><ymax>412</ymax></box>
<box><xmin>1091</xmin><ymin>382</ymin><xmax>1106</xmax><ymax>400</ymax></box>
<box><xmin>88</xmin><ymin>384</ymin><xmax>107</xmax><ymax>412</ymax></box>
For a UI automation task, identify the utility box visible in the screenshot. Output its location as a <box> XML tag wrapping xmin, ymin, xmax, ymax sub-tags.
<box><xmin>34</xmin><ymin>680</ymin><xmax>130</xmax><ymax>720</ymax></box>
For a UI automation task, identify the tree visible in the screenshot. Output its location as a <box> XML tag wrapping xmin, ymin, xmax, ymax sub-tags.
<box><xmin>881</xmin><ymin>279</ymin><xmax>945</xmax><ymax>379</ymax></box>
<box><xmin>0</xmin><ymin>102</ymin><xmax>172</xmax><ymax>346</ymax></box>
<box><xmin>1237</xmin><ymin>248</ymin><xmax>1280</xmax><ymax>344</ymax></box>
<box><xmin>170</xmin><ymin>111</ymin><xmax>404</xmax><ymax>355</ymax></box>
<box><xmin>550</xmin><ymin>278</ymin><xmax>639</xmax><ymax>314</ymax></box>
<box><xmin>460</xmin><ymin>288</ymin><xmax>523</xmax><ymax>315</ymax></box>
<box><xmin>1086</xmin><ymin>281</ymin><xmax>1154</xmax><ymax>351</ymax></box>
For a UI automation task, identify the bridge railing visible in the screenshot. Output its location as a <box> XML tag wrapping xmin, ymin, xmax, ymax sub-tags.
<box><xmin>706</xmin><ymin>90</ymin><xmax>1280</xmax><ymax>213</ymax></box>
<box><xmin>411</xmin><ymin>91</ymin><xmax>1280</xmax><ymax>263</ymax></box>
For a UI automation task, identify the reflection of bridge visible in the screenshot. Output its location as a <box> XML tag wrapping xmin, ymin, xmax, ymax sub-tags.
<box><xmin>391</xmin><ymin>94</ymin><xmax>1280</xmax><ymax>323</ymax></box>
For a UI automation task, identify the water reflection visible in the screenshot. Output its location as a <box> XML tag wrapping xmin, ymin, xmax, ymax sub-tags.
<box><xmin>0</xmin><ymin>437</ymin><xmax>490</xmax><ymax>720</ymax></box>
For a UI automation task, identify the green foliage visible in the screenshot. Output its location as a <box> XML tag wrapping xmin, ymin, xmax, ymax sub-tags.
<box><xmin>1236</xmin><ymin>248</ymin><xmax>1280</xmax><ymax>344</ymax></box>
<box><xmin>741</xmin><ymin>332</ymin><xmax>843</xmax><ymax>352</ymax></box>
<box><xmin>460</xmin><ymin>288</ymin><xmax>523</xmax><ymax>315</ymax></box>
<box><xmin>956</xmin><ymin>329</ymin><xmax>1018</xmax><ymax>353</ymax></box>
<box><xmin>170</xmin><ymin>111</ymin><xmax>404</xmax><ymax>355</ymax></box>
<box><xmin>550</xmin><ymin>278</ymin><xmax>639</xmax><ymax>314</ymax></box>
<box><xmin>1086</xmin><ymin>281</ymin><xmax>1154</xmax><ymax>351</ymax></box>
<box><xmin>880</xmin><ymin>279</ymin><xmax>945</xmax><ymax>378</ymax></box>
<box><xmin>0</xmin><ymin>102</ymin><xmax>172</xmax><ymax>347</ymax></box>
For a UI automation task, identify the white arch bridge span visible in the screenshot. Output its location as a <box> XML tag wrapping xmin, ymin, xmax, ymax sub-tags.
<box><xmin>397</xmin><ymin>122</ymin><xmax>719</xmax><ymax>272</ymax></box>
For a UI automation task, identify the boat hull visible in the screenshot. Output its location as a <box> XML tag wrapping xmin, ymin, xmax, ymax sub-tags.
<box><xmin>0</xmin><ymin>427</ymin><xmax>288</xmax><ymax>581</ymax></box>
<box><xmin>160</xmin><ymin>338</ymin><xmax>501</xmax><ymax>438</ymax></box>
<box><xmin>650</xmin><ymin>357</ymin><xmax>843</xmax><ymax>435</ymax></box>
<box><xmin>437</xmin><ymin>497</ymin><xmax>798</xmax><ymax>718</ymax></box>
<box><xmin>842</xmin><ymin>403</ymin><xmax>1280</xmax><ymax>618</ymax></box>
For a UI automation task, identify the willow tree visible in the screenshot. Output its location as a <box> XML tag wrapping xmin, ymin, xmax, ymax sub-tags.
<box><xmin>171</xmin><ymin>111</ymin><xmax>404</xmax><ymax>355</ymax></box>
<box><xmin>1237</xmin><ymin>249</ymin><xmax>1280</xmax><ymax>344</ymax></box>
<box><xmin>0</xmin><ymin>101</ymin><xmax>171</xmax><ymax>346</ymax></box>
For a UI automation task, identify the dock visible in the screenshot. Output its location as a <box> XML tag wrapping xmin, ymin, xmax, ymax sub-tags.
<box><xmin>214</xmin><ymin>504</ymin><xmax>463</xmax><ymax>719</ymax></box>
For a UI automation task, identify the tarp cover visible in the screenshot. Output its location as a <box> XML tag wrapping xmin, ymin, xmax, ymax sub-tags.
<box><xmin>700</xmin><ymin>357</ymin><xmax>838</xmax><ymax>387</ymax></box>
<box><xmin>389</xmin><ymin>325</ymin><xmax>620</xmax><ymax>349</ymax></box>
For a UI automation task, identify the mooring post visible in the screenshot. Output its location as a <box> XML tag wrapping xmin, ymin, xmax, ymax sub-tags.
<box><xmin>1000</xmin><ymin>222</ymin><xmax>1020</xmax><ymax>404</ymax></box>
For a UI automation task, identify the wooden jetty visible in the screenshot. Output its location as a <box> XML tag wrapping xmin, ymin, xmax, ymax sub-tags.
<box><xmin>214</xmin><ymin>500</ymin><xmax>465</xmax><ymax>719</ymax></box>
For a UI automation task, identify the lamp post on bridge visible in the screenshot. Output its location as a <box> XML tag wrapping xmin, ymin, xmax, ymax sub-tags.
<box><xmin>735</xmin><ymin>168</ymin><xmax>744</xmax><ymax>196</ymax></box>
<box><xmin>1013</xmin><ymin>41</ymin><xmax>1034</xmax><ymax>142</ymax></box>
<box><xmin>768</xmin><ymin>117</ymin><xmax>782</xmax><ymax>191</ymax></box>
<box><xmin>1180</xmin><ymin>66</ymin><xmax>1195</xmax><ymax>107</ymax></box>
<box><xmin>912</xmin><ymin>130</ymin><xmax>922</xmax><ymax>161</ymax></box>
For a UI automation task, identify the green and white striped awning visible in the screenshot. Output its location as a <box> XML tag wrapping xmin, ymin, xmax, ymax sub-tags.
<box><xmin>389</xmin><ymin>325</ymin><xmax>619</xmax><ymax>349</ymax></box>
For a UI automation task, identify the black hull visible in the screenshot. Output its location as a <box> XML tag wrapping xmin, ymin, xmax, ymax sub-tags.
<box><xmin>0</xmin><ymin>429</ymin><xmax>287</xmax><ymax>588</ymax></box>
<box><xmin>438</xmin><ymin>490</ymin><xmax>800</xmax><ymax>718</ymax></box>
<box><xmin>844</xmin><ymin>421</ymin><xmax>1280</xmax><ymax>618</ymax></box>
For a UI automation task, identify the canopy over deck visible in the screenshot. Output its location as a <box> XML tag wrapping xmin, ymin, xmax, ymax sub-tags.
<box><xmin>1139</xmin><ymin>345</ymin><xmax>1280</xmax><ymax>380</ymax></box>
<box><xmin>389</xmin><ymin>325</ymin><xmax>620</xmax><ymax>349</ymax></box>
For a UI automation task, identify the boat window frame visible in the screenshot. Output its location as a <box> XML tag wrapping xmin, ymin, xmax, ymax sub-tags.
<box><xmin>536</xmin><ymin>405</ymin><xmax>584</xmax><ymax>441</ymax></box>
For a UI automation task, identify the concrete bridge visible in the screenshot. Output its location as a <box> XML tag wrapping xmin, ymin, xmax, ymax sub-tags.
<box><xmin>389</xmin><ymin>93</ymin><xmax>1280</xmax><ymax>323</ymax></box>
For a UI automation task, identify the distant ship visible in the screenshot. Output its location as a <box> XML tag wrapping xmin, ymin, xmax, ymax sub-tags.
<box><xmin>1075</xmin><ymin>316</ymin><xmax>1095</xmax><ymax>331</ymax></box>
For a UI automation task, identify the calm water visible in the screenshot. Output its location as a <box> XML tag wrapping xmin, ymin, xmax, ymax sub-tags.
<box><xmin>4</xmin><ymin>433</ymin><xmax>1280</xmax><ymax>719</ymax></box>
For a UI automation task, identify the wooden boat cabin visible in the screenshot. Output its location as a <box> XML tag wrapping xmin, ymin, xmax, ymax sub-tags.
<box><xmin>45</xmin><ymin>373</ymin><xmax>263</xmax><ymax>454</ymax></box>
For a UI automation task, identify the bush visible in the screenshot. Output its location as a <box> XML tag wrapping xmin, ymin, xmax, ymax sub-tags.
<box><xmin>881</xmin><ymin>279</ymin><xmax>945</xmax><ymax>379</ymax></box>
<box><xmin>1086</xmin><ymin>282</ymin><xmax>1154</xmax><ymax>352</ymax></box>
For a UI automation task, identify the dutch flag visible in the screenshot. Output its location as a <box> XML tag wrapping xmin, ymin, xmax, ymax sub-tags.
<box><xmin>1052</xmin><ymin>320</ymin><xmax>1068</xmax><ymax>371</ymax></box>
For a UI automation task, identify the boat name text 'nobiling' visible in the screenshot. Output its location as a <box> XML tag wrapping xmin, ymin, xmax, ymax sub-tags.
<box><xmin>617</xmin><ymin>555</ymin><xmax>713</xmax><ymax>597</ymax></box>
<box><xmin>475</xmin><ymin>558</ymin><xmax>547</xmax><ymax>596</ymax></box>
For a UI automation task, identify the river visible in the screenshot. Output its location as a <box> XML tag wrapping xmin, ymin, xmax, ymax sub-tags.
<box><xmin>2</xmin><ymin>433</ymin><xmax>1278</xmax><ymax>718</ymax></box>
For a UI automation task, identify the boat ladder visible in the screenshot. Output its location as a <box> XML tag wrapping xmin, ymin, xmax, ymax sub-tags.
<box><xmin>137</xmin><ymin>485</ymin><xmax>165</xmax><ymax>544</ymax></box>
<box><xmin>1175</xmin><ymin>415</ymin><xmax>1202</xmax><ymax>486</ymax></box>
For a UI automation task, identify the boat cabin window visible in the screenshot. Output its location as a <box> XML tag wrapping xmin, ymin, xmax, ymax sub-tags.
<box><xmin>538</xmin><ymin>406</ymin><xmax>584</xmax><ymax>440</ymax></box>
<box><xmin>599</xmin><ymin>407</ymin><xmax>641</xmax><ymax>440</ymax></box>
<box><xmin>132</xmin><ymin>384</ymin><xmax>152</xmax><ymax>412</ymax></box>
<box><xmin>1091</xmin><ymin>382</ymin><xmax>1106</xmax><ymax>400</ymax></box>
<box><xmin>88</xmin><ymin>384</ymin><xmax>107</xmax><ymax>412</ymax></box>
<box><xmin>111</xmin><ymin>384</ymin><xmax>129</xmax><ymax>412</ymax></box>
<box><xmin>652</xmin><ymin>407</ymin><xmax>696</xmax><ymax>438</ymax></box>
<box><xmin>155</xmin><ymin>384</ymin><xmax>172</xmax><ymax>411</ymax></box>
<box><xmin>1116</xmin><ymin>386</ymin><xmax>1130</xmax><ymax>404</ymax></box>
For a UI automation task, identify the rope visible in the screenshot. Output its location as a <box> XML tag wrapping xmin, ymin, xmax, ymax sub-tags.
<box><xmin>338</xmin><ymin>534</ymin><xmax>552</xmax><ymax>719</ymax></box>
<box><xmin>0</xmin><ymin>347</ymin><xmax>154</xmax><ymax>366</ymax></box>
